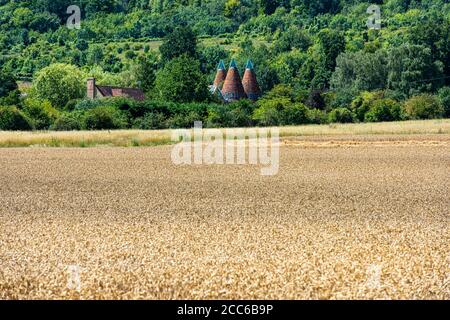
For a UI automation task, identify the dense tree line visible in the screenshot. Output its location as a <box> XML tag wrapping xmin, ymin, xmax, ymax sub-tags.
<box><xmin>0</xmin><ymin>0</ymin><xmax>449</xmax><ymax>130</ymax></box>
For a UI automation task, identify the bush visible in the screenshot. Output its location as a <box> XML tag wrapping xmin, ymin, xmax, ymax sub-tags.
<box><xmin>364</xmin><ymin>99</ymin><xmax>404</xmax><ymax>122</ymax></box>
<box><xmin>307</xmin><ymin>108</ymin><xmax>327</xmax><ymax>124</ymax></box>
<box><xmin>51</xmin><ymin>112</ymin><xmax>83</xmax><ymax>131</ymax></box>
<box><xmin>65</xmin><ymin>99</ymin><xmax>81</xmax><ymax>111</ymax></box>
<box><xmin>0</xmin><ymin>106</ymin><xmax>33</xmax><ymax>130</ymax></box>
<box><xmin>328</xmin><ymin>108</ymin><xmax>354</xmax><ymax>123</ymax></box>
<box><xmin>350</xmin><ymin>91</ymin><xmax>385</xmax><ymax>122</ymax></box>
<box><xmin>207</xmin><ymin>100</ymin><xmax>254</xmax><ymax>128</ymax></box>
<box><xmin>74</xmin><ymin>99</ymin><xmax>104</xmax><ymax>111</ymax></box>
<box><xmin>281</xmin><ymin>103</ymin><xmax>309</xmax><ymax>125</ymax></box>
<box><xmin>404</xmin><ymin>94</ymin><xmax>444</xmax><ymax>119</ymax></box>
<box><xmin>438</xmin><ymin>87</ymin><xmax>450</xmax><ymax>118</ymax></box>
<box><xmin>22</xmin><ymin>98</ymin><xmax>59</xmax><ymax>130</ymax></box>
<box><xmin>0</xmin><ymin>90</ymin><xmax>21</xmax><ymax>106</ymax></box>
<box><xmin>133</xmin><ymin>113</ymin><xmax>167</xmax><ymax>130</ymax></box>
<box><xmin>253</xmin><ymin>97</ymin><xmax>290</xmax><ymax>126</ymax></box>
<box><xmin>84</xmin><ymin>106</ymin><xmax>128</xmax><ymax>130</ymax></box>
<box><xmin>166</xmin><ymin>111</ymin><xmax>205</xmax><ymax>129</ymax></box>
<box><xmin>124</xmin><ymin>50</ymin><xmax>136</xmax><ymax>59</ymax></box>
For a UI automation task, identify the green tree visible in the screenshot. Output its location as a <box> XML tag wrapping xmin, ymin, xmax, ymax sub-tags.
<box><xmin>0</xmin><ymin>71</ymin><xmax>18</xmax><ymax>98</ymax></box>
<box><xmin>387</xmin><ymin>44</ymin><xmax>444</xmax><ymax>98</ymax></box>
<box><xmin>159</xmin><ymin>27</ymin><xmax>198</xmax><ymax>65</ymax></box>
<box><xmin>32</xmin><ymin>63</ymin><xmax>85</xmax><ymax>109</ymax></box>
<box><xmin>438</xmin><ymin>87</ymin><xmax>450</xmax><ymax>118</ymax></box>
<box><xmin>317</xmin><ymin>29</ymin><xmax>346</xmax><ymax>77</ymax></box>
<box><xmin>133</xmin><ymin>54</ymin><xmax>158</xmax><ymax>94</ymax></box>
<box><xmin>155</xmin><ymin>55</ymin><xmax>209</xmax><ymax>103</ymax></box>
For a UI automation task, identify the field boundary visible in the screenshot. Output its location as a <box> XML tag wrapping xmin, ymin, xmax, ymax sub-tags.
<box><xmin>0</xmin><ymin>120</ymin><xmax>448</xmax><ymax>148</ymax></box>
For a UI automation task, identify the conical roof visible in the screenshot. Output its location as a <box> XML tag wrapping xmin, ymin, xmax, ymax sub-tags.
<box><xmin>213</xmin><ymin>60</ymin><xmax>227</xmax><ymax>88</ymax></box>
<box><xmin>222</xmin><ymin>59</ymin><xmax>247</xmax><ymax>102</ymax></box>
<box><xmin>242</xmin><ymin>60</ymin><xmax>261</xmax><ymax>101</ymax></box>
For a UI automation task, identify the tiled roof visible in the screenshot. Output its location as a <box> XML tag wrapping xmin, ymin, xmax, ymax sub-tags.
<box><xmin>213</xmin><ymin>60</ymin><xmax>227</xmax><ymax>88</ymax></box>
<box><xmin>96</xmin><ymin>86</ymin><xmax>145</xmax><ymax>101</ymax></box>
<box><xmin>242</xmin><ymin>60</ymin><xmax>261</xmax><ymax>101</ymax></box>
<box><xmin>222</xmin><ymin>59</ymin><xmax>247</xmax><ymax>102</ymax></box>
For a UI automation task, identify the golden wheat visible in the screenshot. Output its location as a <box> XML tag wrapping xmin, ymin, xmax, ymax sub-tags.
<box><xmin>0</xmin><ymin>135</ymin><xmax>448</xmax><ymax>299</ymax></box>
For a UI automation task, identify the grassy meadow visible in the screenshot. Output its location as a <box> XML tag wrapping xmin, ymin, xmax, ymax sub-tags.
<box><xmin>0</xmin><ymin>120</ymin><xmax>448</xmax><ymax>148</ymax></box>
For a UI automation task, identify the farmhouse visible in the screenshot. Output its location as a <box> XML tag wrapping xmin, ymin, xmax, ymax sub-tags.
<box><xmin>87</xmin><ymin>77</ymin><xmax>145</xmax><ymax>101</ymax></box>
<box><xmin>210</xmin><ymin>59</ymin><xmax>261</xmax><ymax>102</ymax></box>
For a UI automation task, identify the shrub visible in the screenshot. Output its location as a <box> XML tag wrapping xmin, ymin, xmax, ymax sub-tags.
<box><xmin>65</xmin><ymin>99</ymin><xmax>81</xmax><ymax>111</ymax></box>
<box><xmin>124</xmin><ymin>50</ymin><xmax>136</xmax><ymax>59</ymax></box>
<box><xmin>75</xmin><ymin>99</ymin><xmax>104</xmax><ymax>111</ymax></box>
<box><xmin>0</xmin><ymin>90</ymin><xmax>21</xmax><ymax>106</ymax></box>
<box><xmin>51</xmin><ymin>112</ymin><xmax>83</xmax><ymax>131</ymax></box>
<box><xmin>364</xmin><ymin>99</ymin><xmax>404</xmax><ymax>122</ymax></box>
<box><xmin>166</xmin><ymin>111</ymin><xmax>205</xmax><ymax>129</ymax></box>
<box><xmin>281</xmin><ymin>103</ymin><xmax>309</xmax><ymax>125</ymax></box>
<box><xmin>0</xmin><ymin>106</ymin><xmax>33</xmax><ymax>130</ymax></box>
<box><xmin>84</xmin><ymin>106</ymin><xmax>128</xmax><ymax>130</ymax></box>
<box><xmin>133</xmin><ymin>113</ymin><xmax>167</xmax><ymax>130</ymax></box>
<box><xmin>437</xmin><ymin>87</ymin><xmax>450</xmax><ymax>118</ymax></box>
<box><xmin>22</xmin><ymin>98</ymin><xmax>59</xmax><ymax>130</ymax></box>
<box><xmin>404</xmin><ymin>94</ymin><xmax>444</xmax><ymax>119</ymax></box>
<box><xmin>350</xmin><ymin>91</ymin><xmax>385</xmax><ymax>122</ymax></box>
<box><xmin>328</xmin><ymin>108</ymin><xmax>354</xmax><ymax>123</ymax></box>
<box><xmin>207</xmin><ymin>100</ymin><xmax>254</xmax><ymax>128</ymax></box>
<box><xmin>253</xmin><ymin>98</ymin><xmax>288</xmax><ymax>126</ymax></box>
<box><xmin>307</xmin><ymin>108</ymin><xmax>327</xmax><ymax>124</ymax></box>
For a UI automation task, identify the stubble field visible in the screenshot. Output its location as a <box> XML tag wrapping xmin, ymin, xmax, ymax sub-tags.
<box><xmin>0</xmin><ymin>134</ymin><xmax>448</xmax><ymax>299</ymax></box>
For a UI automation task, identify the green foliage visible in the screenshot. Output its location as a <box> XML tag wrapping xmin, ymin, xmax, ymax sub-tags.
<box><xmin>387</xmin><ymin>44</ymin><xmax>444</xmax><ymax>98</ymax></box>
<box><xmin>364</xmin><ymin>99</ymin><xmax>404</xmax><ymax>122</ymax></box>
<box><xmin>0</xmin><ymin>106</ymin><xmax>33</xmax><ymax>130</ymax></box>
<box><xmin>159</xmin><ymin>27</ymin><xmax>198</xmax><ymax>65</ymax></box>
<box><xmin>253</xmin><ymin>97</ymin><xmax>290</xmax><ymax>126</ymax></box>
<box><xmin>155</xmin><ymin>55</ymin><xmax>209</xmax><ymax>103</ymax></box>
<box><xmin>0</xmin><ymin>71</ymin><xmax>18</xmax><ymax>98</ymax></box>
<box><xmin>253</xmin><ymin>97</ymin><xmax>309</xmax><ymax>126</ymax></box>
<box><xmin>307</xmin><ymin>108</ymin><xmax>327</xmax><ymax>124</ymax></box>
<box><xmin>404</xmin><ymin>94</ymin><xmax>444</xmax><ymax>119</ymax></box>
<box><xmin>328</xmin><ymin>108</ymin><xmax>354</xmax><ymax>123</ymax></box>
<box><xmin>22</xmin><ymin>98</ymin><xmax>59</xmax><ymax>130</ymax></box>
<box><xmin>437</xmin><ymin>87</ymin><xmax>450</xmax><ymax>118</ymax></box>
<box><xmin>51</xmin><ymin>112</ymin><xmax>83</xmax><ymax>131</ymax></box>
<box><xmin>84</xmin><ymin>106</ymin><xmax>128</xmax><ymax>130</ymax></box>
<box><xmin>32</xmin><ymin>63</ymin><xmax>85</xmax><ymax>109</ymax></box>
<box><xmin>133</xmin><ymin>113</ymin><xmax>167</xmax><ymax>130</ymax></box>
<box><xmin>207</xmin><ymin>100</ymin><xmax>255</xmax><ymax>128</ymax></box>
<box><xmin>132</xmin><ymin>54</ymin><xmax>158</xmax><ymax>94</ymax></box>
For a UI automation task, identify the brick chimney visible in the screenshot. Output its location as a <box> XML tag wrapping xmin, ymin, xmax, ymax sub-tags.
<box><xmin>87</xmin><ymin>78</ymin><xmax>96</xmax><ymax>99</ymax></box>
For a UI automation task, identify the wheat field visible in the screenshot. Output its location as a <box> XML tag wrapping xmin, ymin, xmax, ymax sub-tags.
<box><xmin>0</xmin><ymin>135</ymin><xmax>448</xmax><ymax>299</ymax></box>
